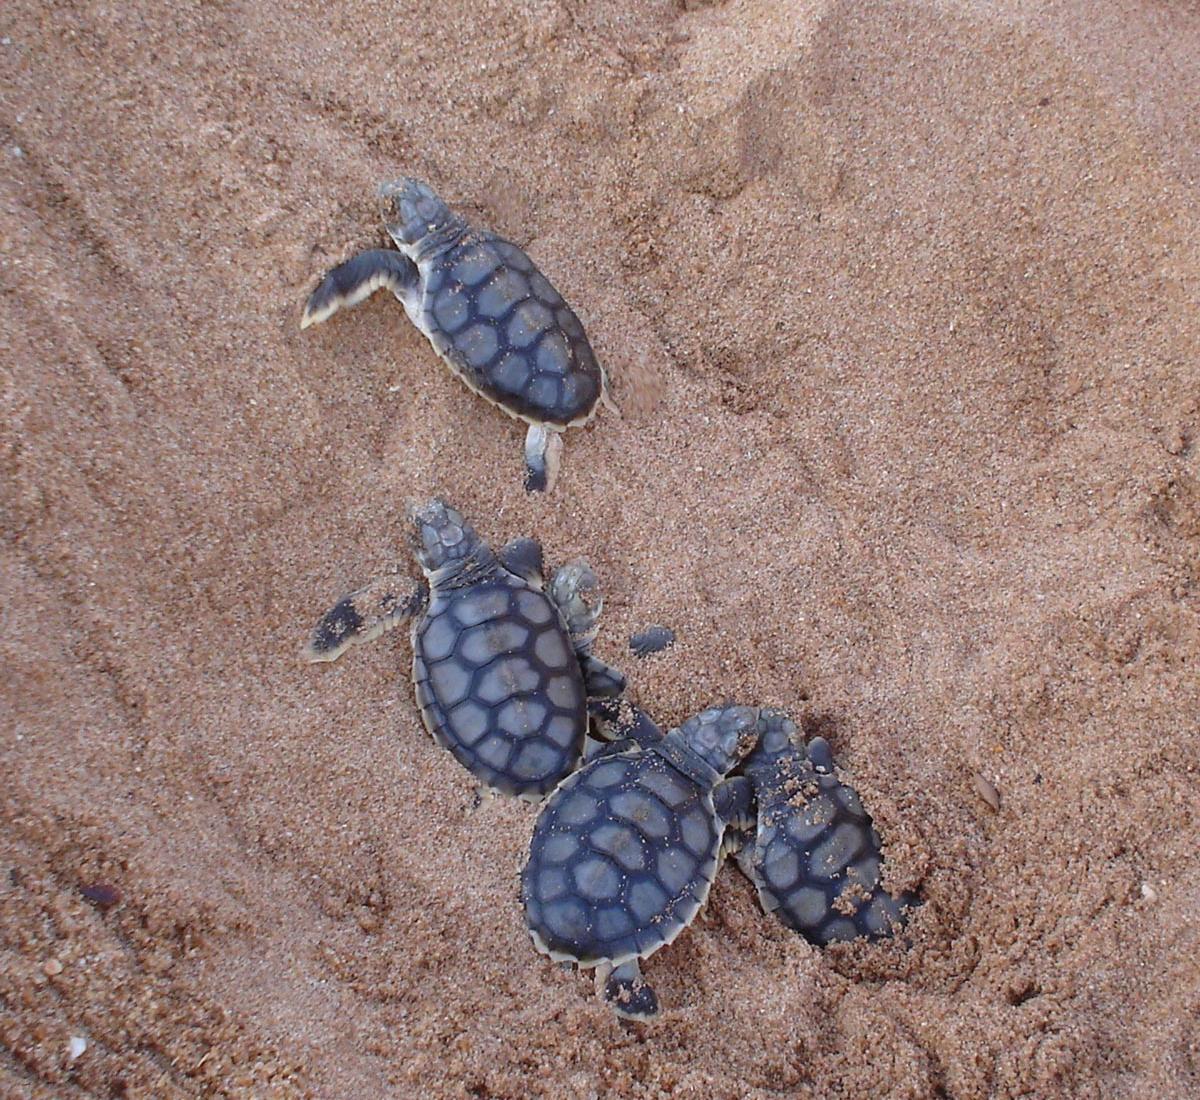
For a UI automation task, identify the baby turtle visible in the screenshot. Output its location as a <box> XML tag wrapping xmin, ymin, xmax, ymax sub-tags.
<box><xmin>303</xmin><ymin>499</ymin><xmax>626</xmax><ymax>800</ymax></box>
<box><xmin>521</xmin><ymin>704</ymin><xmax>761</xmax><ymax>1019</ymax></box>
<box><xmin>732</xmin><ymin>710</ymin><xmax>916</xmax><ymax>945</ymax></box>
<box><xmin>301</xmin><ymin>178</ymin><xmax>612</xmax><ymax>493</ymax></box>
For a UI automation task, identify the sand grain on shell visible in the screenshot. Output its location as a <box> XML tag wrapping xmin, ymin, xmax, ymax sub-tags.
<box><xmin>2</xmin><ymin>0</ymin><xmax>1199</xmax><ymax>1097</ymax></box>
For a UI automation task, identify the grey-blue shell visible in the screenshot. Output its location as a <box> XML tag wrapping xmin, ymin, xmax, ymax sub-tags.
<box><xmin>752</xmin><ymin>754</ymin><xmax>912</xmax><ymax>944</ymax></box>
<box><xmin>522</xmin><ymin>748</ymin><xmax>720</xmax><ymax>965</ymax></box>
<box><xmin>411</xmin><ymin>571</ymin><xmax>587</xmax><ymax>799</ymax></box>
<box><xmin>418</xmin><ymin>231</ymin><xmax>603</xmax><ymax>426</ymax></box>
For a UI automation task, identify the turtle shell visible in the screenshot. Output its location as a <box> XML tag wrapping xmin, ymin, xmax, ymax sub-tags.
<box><xmin>412</xmin><ymin>571</ymin><xmax>587</xmax><ymax>799</ymax></box>
<box><xmin>522</xmin><ymin>747</ymin><xmax>722</xmax><ymax>967</ymax></box>
<box><xmin>753</xmin><ymin>752</ymin><xmax>912</xmax><ymax>944</ymax></box>
<box><xmin>414</xmin><ymin>231</ymin><xmax>603</xmax><ymax>427</ymax></box>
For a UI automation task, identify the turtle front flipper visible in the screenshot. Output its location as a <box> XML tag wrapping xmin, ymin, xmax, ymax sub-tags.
<box><xmin>580</xmin><ymin>654</ymin><xmax>626</xmax><ymax>699</ymax></box>
<box><xmin>548</xmin><ymin>560</ymin><xmax>603</xmax><ymax>650</ymax></box>
<box><xmin>714</xmin><ymin>776</ymin><xmax>754</xmax><ymax>834</ymax></box>
<box><xmin>524</xmin><ymin>423</ymin><xmax>564</xmax><ymax>494</ymax></box>
<box><xmin>598</xmin><ymin>960</ymin><xmax>659</xmax><ymax>1022</ymax></box>
<box><xmin>727</xmin><ymin>828</ymin><xmax>755</xmax><ymax>872</ymax></box>
<box><xmin>629</xmin><ymin>625</ymin><xmax>676</xmax><ymax>657</ymax></box>
<box><xmin>582</xmin><ymin>735</ymin><xmax>637</xmax><ymax>762</ymax></box>
<box><xmin>549</xmin><ymin>559</ymin><xmax>627</xmax><ymax>700</ymax></box>
<box><xmin>498</xmin><ymin>537</ymin><xmax>545</xmax><ymax>585</ymax></box>
<box><xmin>303</xmin><ymin>576</ymin><xmax>428</xmax><ymax>663</ymax></box>
<box><xmin>301</xmin><ymin>249</ymin><xmax>420</xmax><ymax>329</ymax></box>
<box><xmin>805</xmin><ymin>735</ymin><xmax>835</xmax><ymax>772</ymax></box>
<box><xmin>589</xmin><ymin>697</ymin><xmax>664</xmax><ymax>748</ymax></box>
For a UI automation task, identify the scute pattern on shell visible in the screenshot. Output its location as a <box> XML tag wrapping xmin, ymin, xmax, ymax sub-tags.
<box><xmin>752</xmin><ymin>753</ymin><xmax>913</xmax><ymax>945</ymax></box>
<box><xmin>418</xmin><ymin>232</ymin><xmax>603</xmax><ymax>425</ymax></box>
<box><xmin>522</xmin><ymin>749</ymin><xmax>720</xmax><ymax>966</ymax></box>
<box><xmin>413</xmin><ymin>573</ymin><xmax>587</xmax><ymax>798</ymax></box>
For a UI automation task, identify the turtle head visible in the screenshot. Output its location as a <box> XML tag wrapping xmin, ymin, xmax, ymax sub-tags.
<box><xmin>379</xmin><ymin>178</ymin><xmax>468</xmax><ymax>260</ymax></box>
<box><xmin>744</xmin><ymin>707</ymin><xmax>801</xmax><ymax>764</ymax></box>
<box><xmin>740</xmin><ymin>707</ymin><xmax>816</xmax><ymax>788</ymax></box>
<box><xmin>677</xmin><ymin>705</ymin><xmax>761</xmax><ymax>777</ymax></box>
<box><xmin>408</xmin><ymin>498</ymin><xmax>490</xmax><ymax>577</ymax></box>
<box><xmin>548</xmin><ymin>560</ymin><xmax>603</xmax><ymax>650</ymax></box>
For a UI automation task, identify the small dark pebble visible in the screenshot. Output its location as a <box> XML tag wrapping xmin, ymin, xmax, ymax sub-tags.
<box><xmin>629</xmin><ymin>625</ymin><xmax>675</xmax><ymax>657</ymax></box>
<box><xmin>80</xmin><ymin>882</ymin><xmax>122</xmax><ymax>910</ymax></box>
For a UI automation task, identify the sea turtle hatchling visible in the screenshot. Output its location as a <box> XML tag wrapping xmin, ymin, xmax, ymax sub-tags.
<box><xmin>521</xmin><ymin>704</ymin><xmax>762</xmax><ymax>1020</ymax></box>
<box><xmin>732</xmin><ymin>709</ymin><xmax>917</xmax><ymax>945</ymax></box>
<box><xmin>301</xmin><ymin>178</ymin><xmax>612</xmax><ymax>492</ymax></box>
<box><xmin>303</xmin><ymin>499</ymin><xmax>626</xmax><ymax>800</ymax></box>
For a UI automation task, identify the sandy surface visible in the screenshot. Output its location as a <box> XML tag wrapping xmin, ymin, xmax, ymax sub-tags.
<box><xmin>2</xmin><ymin>1</ymin><xmax>1198</xmax><ymax>1096</ymax></box>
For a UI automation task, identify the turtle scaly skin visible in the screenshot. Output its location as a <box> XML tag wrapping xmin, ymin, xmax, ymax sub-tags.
<box><xmin>302</xmin><ymin>179</ymin><xmax>609</xmax><ymax>492</ymax></box>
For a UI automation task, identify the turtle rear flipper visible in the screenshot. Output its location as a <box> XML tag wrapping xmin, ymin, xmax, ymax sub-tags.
<box><xmin>303</xmin><ymin>576</ymin><xmax>427</xmax><ymax>663</ymax></box>
<box><xmin>301</xmin><ymin>249</ymin><xmax>419</xmax><ymax>329</ymax></box>
<box><xmin>524</xmin><ymin>424</ymin><xmax>564</xmax><ymax>494</ymax></box>
<box><xmin>599</xmin><ymin>960</ymin><xmax>659</xmax><ymax>1021</ymax></box>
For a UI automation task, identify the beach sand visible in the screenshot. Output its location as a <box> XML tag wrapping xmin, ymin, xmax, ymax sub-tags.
<box><xmin>1</xmin><ymin>1</ymin><xmax>1198</xmax><ymax>1096</ymax></box>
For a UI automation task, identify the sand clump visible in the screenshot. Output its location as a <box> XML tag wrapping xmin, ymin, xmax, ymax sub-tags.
<box><xmin>2</xmin><ymin>1</ymin><xmax>1198</xmax><ymax>1097</ymax></box>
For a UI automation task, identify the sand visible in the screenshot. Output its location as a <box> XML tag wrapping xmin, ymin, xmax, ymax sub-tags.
<box><xmin>1</xmin><ymin>0</ymin><xmax>1198</xmax><ymax>1096</ymax></box>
